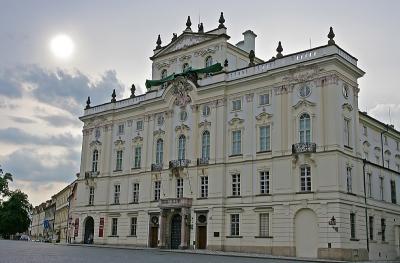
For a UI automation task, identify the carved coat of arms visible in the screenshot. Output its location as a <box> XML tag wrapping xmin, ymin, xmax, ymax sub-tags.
<box><xmin>171</xmin><ymin>76</ymin><xmax>193</xmax><ymax>107</ymax></box>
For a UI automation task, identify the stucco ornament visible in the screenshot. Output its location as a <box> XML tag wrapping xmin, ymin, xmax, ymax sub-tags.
<box><xmin>172</xmin><ymin>76</ymin><xmax>193</xmax><ymax>107</ymax></box>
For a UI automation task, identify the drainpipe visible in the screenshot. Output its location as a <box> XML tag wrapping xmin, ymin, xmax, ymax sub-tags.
<box><xmin>362</xmin><ymin>159</ymin><xmax>369</xmax><ymax>253</ymax></box>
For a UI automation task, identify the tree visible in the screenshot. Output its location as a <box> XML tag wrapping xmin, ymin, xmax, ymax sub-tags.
<box><xmin>0</xmin><ymin>166</ymin><xmax>13</xmax><ymax>199</ymax></box>
<box><xmin>0</xmin><ymin>190</ymin><xmax>32</xmax><ymax>238</ymax></box>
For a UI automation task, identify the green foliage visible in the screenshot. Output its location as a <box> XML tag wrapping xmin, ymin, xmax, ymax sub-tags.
<box><xmin>0</xmin><ymin>166</ymin><xmax>13</xmax><ymax>198</ymax></box>
<box><xmin>0</xmin><ymin>190</ymin><xmax>32</xmax><ymax>238</ymax></box>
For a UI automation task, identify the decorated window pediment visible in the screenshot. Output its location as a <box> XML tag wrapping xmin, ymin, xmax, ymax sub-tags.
<box><xmin>198</xmin><ymin>120</ymin><xmax>211</xmax><ymax>128</ymax></box>
<box><xmin>175</xmin><ymin>124</ymin><xmax>190</xmax><ymax>133</ymax></box>
<box><xmin>132</xmin><ymin>135</ymin><xmax>143</xmax><ymax>144</ymax></box>
<box><xmin>114</xmin><ymin>139</ymin><xmax>125</xmax><ymax>150</ymax></box>
<box><xmin>342</xmin><ymin>103</ymin><xmax>353</xmax><ymax>112</ymax></box>
<box><xmin>228</xmin><ymin>117</ymin><xmax>244</xmax><ymax>128</ymax></box>
<box><xmin>255</xmin><ymin>111</ymin><xmax>273</xmax><ymax>123</ymax></box>
<box><xmin>89</xmin><ymin>140</ymin><xmax>102</xmax><ymax>148</ymax></box>
<box><xmin>293</xmin><ymin>99</ymin><xmax>316</xmax><ymax>110</ymax></box>
<box><xmin>153</xmin><ymin>128</ymin><xmax>166</xmax><ymax>137</ymax></box>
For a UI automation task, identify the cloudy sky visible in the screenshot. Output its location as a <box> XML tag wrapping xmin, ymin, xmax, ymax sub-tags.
<box><xmin>0</xmin><ymin>0</ymin><xmax>399</xmax><ymax>206</ymax></box>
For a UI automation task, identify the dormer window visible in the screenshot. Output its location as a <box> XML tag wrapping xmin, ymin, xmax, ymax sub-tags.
<box><xmin>205</xmin><ymin>56</ymin><xmax>213</xmax><ymax>67</ymax></box>
<box><xmin>161</xmin><ymin>69</ymin><xmax>168</xmax><ymax>88</ymax></box>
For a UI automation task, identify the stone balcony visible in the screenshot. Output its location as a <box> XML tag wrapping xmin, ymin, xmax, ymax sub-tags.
<box><xmin>292</xmin><ymin>142</ymin><xmax>317</xmax><ymax>154</ymax></box>
<box><xmin>159</xmin><ymin>197</ymin><xmax>192</xmax><ymax>209</ymax></box>
<box><xmin>169</xmin><ymin>159</ymin><xmax>191</xmax><ymax>169</ymax></box>
<box><xmin>151</xmin><ymin>163</ymin><xmax>163</xmax><ymax>172</ymax></box>
<box><xmin>84</xmin><ymin>171</ymin><xmax>99</xmax><ymax>179</ymax></box>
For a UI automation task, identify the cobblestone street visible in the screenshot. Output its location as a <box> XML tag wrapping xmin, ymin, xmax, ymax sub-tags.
<box><xmin>0</xmin><ymin>240</ymin><xmax>325</xmax><ymax>263</ymax></box>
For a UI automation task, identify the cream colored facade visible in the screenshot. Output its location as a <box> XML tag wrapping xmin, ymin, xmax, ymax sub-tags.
<box><xmin>71</xmin><ymin>16</ymin><xmax>400</xmax><ymax>261</ymax></box>
<box><xmin>30</xmin><ymin>204</ymin><xmax>45</xmax><ymax>241</ymax></box>
<box><xmin>53</xmin><ymin>183</ymin><xmax>73</xmax><ymax>243</ymax></box>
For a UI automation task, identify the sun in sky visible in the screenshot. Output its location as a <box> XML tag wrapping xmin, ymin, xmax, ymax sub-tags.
<box><xmin>50</xmin><ymin>34</ymin><xmax>75</xmax><ymax>59</ymax></box>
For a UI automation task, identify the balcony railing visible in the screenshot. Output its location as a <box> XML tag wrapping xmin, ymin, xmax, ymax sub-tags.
<box><xmin>169</xmin><ymin>159</ymin><xmax>191</xmax><ymax>169</ymax></box>
<box><xmin>151</xmin><ymin>163</ymin><xmax>163</xmax><ymax>171</ymax></box>
<box><xmin>159</xmin><ymin>197</ymin><xmax>192</xmax><ymax>209</ymax></box>
<box><xmin>197</xmin><ymin>157</ymin><xmax>209</xmax><ymax>166</ymax></box>
<box><xmin>85</xmin><ymin>171</ymin><xmax>99</xmax><ymax>179</ymax></box>
<box><xmin>292</xmin><ymin>142</ymin><xmax>317</xmax><ymax>154</ymax></box>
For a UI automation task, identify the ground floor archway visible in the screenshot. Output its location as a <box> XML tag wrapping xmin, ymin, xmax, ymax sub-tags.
<box><xmin>83</xmin><ymin>216</ymin><xmax>94</xmax><ymax>244</ymax></box>
<box><xmin>170</xmin><ymin>214</ymin><xmax>182</xmax><ymax>249</ymax></box>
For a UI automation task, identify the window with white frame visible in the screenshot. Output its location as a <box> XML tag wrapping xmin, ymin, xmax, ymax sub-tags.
<box><xmin>95</xmin><ymin>128</ymin><xmax>101</xmax><ymax>139</ymax></box>
<box><xmin>379</xmin><ymin>177</ymin><xmax>384</xmax><ymax>200</ymax></box>
<box><xmin>136</xmin><ymin>120</ymin><xmax>143</xmax><ymax>131</ymax></box>
<box><xmin>156</xmin><ymin>139</ymin><xmax>163</xmax><ymax>165</ymax></box>
<box><xmin>116</xmin><ymin>150</ymin><xmax>123</xmax><ymax>171</ymax></box>
<box><xmin>232</xmin><ymin>130</ymin><xmax>242</xmax><ymax>155</ymax></box>
<box><xmin>350</xmin><ymin>213</ymin><xmax>356</xmax><ymax>239</ymax></box>
<box><xmin>230</xmin><ymin>214</ymin><xmax>240</xmax><ymax>236</ymax></box>
<box><xmin>176</xmin><ymin>178</ymin><xmax>183</xmax><ymax>198</ymax></box>
<box><xmin>157</xmin><ymin>115</ymin><xmax>164</xmax><ymax>126</ymax></box>
<box><xmin>299</xmin><ymin>113</ymin><xmax>311</xmax><ymax>143</ymax></box>
<box><xmin>118</xmin><ymin>124</ymin><xmax>124</xmax><ymax>135</ymax></box>
<box><xmin>202</xmin><ymin>105</ymin><xmax>210</xmax><ymax>117</ymax></box>
<box><xmin>132</xmin><ymin>183</ymin><xmax>139</xmax><ymax>203</ymax></box>
<box><xmin>390</xmin><ymin>180</ymin><xmax>396</xmax><ymax>204</ymax></box>
<box><xmin>111</xmin><ymin>218</ymin><xmax>118</xmax><ymax>236</ymax></box>
<box><xmin>200</xmin><ymin>176</ymin><xmax>208</xmax><ymax>198</ymax></box>
<box><xmin>259</xmin><ymin>213</ymin><xmax>270</xmax><ymax>237</ymax></box>
<box><xmin>202</xmin><ymin>131</ymin><xmax>210</xmax><ymax>160</ymax></box>
<box><xmin>300</xmin><ymin>165</ymin><xmax>311</xmax><ymax>192</ymax></box>
<box><xmin>178</xmin><ymin>135</ymin><xmax>186</xmax><ymax>160</ymax></box>
<box><xmin>260</xmin><ymin>171</ymin><xmax>270</xmax><ymax>194</ymax></box>
<box><xmin>130</xmin><ymin>217</ymin><xmax>137</xmax><ymax>236</ymax></box>
<box><xmin>154</xmin><ymin>181</ymin><xmax>161</xmax><ymax>201</ymax></box>
<box><xmin>89</xmin><ymin>186</ymin><xmax>94</xmax><ymax>205</ymax></box>
<box><xmin>367</xmin><ymin>173</ymin><xmax>372</xmax><ymax>198</ymax></box>
<box><xmin>232</xmin><ymin>173</ymin><xmax>241</xmax><ymax>196</ymax></box>
<box><xmin>114</xmin><ymin>184</ymin><xmax>120</xmax><ymax>204</ymax></box>
<box><xmin>232</xmin><ymin>99</ymin><xmax>242</xmax><ymax>111</ymax></box>
<box><xmin>384</xmin><ymin>135</ymin><xmax>388</xmax><ymax>145</ymax></box>
<box><xmin>259</xmin><ymin>94</ymin><xmax>269</xmax><ymax>105</ymax></box>
<box><xmin>134</xmin><ymin>146</ymin><xmax>141</xmax><ymax>169</ymax></box>
<box><xmin>344</xmin><ymin>118</ymin><xmax>351</xmax><ymax>147</ymax></box>
<box><xmin>92</xmin><ymin>150</ymin><xmax>99</xmax><ymax>172</ymax></box>
<box><xmin>259</xmin><ymin>125</ymin><xmax>271</xmax><ymax>152</ymax></box>
<box><xmin>346</xmin><ymin>166</ymin><xmax>352</xmax><ymax>193</ymax></box>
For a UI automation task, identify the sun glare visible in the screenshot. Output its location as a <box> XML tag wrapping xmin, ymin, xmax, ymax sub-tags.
<box><xmin>50</xmin><ymin>34</ymin><xmax>74</xmax><ymax>59</ymax></box>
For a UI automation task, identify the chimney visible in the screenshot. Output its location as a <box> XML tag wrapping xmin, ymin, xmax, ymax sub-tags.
<box><xmin>236</xmin><ymin>30</ymin><xmax>257</xmax><ymax>53</ymax></box>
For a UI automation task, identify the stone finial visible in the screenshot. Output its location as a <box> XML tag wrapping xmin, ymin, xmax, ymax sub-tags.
<box><xmin>276</xmin><ymin>41</ymin><xmax>283</xmax><ymax>58</ymax></box>
<box><xmin>218</xmin><ymin>12</ymin><xmax>226</xmax><ymax>29</ymax></box>
<box><xmin>155</xmin><ymin>34</ymin><xmax>162</xmax><ymax>50</ymax></box>
<box><xmin>85</xmin><ymin>96</ymin><xmax>91</xmax><ymax>109</ymax></box>
<box><xmin>111</xmin><ymin>89</ymin><xmax>116</xmax><ymax>103</ymax></box>
<box><xmin>186</xmin><ymin>16</ymin><xmax>192</xmax><ymax>30</ymax></box>
<box><xmin>198</xmin><ymin>23</ymin><xmax>204</xmax><ymax>33</ymax></box>
<box><xmin>327</xmin><ymin>26</ymin><xmax>335</xmax><ymax>45</ymax></box>
<box><xmin>224</xmin><ymin>58</ymin><xmax>229</xmax><ymax>67</ymax></box>
<box><xmin>130</xmin><ymin>84</ymin><xmax>136</xmax><ymax>98</ymax></box>
<box><xmin>248</xmin><ymin>50</ymin><xmax>255</xmax><ymax>66</ymax></box>
<box><xmin>171</xmin><ymin>33</ymin><xmax>178</xmax><ymax>42</ymax></box>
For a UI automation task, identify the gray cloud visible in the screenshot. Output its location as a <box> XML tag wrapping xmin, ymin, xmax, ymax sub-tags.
<box><xmin>36</xmin><ymin>114</ymin><xmax>81</xmax><ymax>127</ymax></box>
<box><xmin>9</xmin><ymin>116</ymin><xmax>36</xmax><ymax>124</ymax></box>
<box><xmin>0</xmin><ymin>68</ymin><xmax>22</xmax><ymax>98</ymax></box>
<box><xmin>1</xmin><ymin>148</ymin><xmax>79</xmax><ymax>184</ymax></box>
<box><xmin>0</xmin><ymin>127</ymin><xmax>80</xmax><ymax>147</ymax></box>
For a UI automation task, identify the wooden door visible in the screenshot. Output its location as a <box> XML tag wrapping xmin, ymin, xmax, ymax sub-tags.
<box><xmin>170</xmin><ymin>214</ymin><xmax>181</xmax><ymax>249</ymax></box>
<box><xmin>149</xmin><ymin>227</ymin><xmax>158</xmax><ymax>248</ymax></box>
<box><xmin>197</xmin><ymin>226</ymin><xmax>207</xmax><ymax>249</ymax></box>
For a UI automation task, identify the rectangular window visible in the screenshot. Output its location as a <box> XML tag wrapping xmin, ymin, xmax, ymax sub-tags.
<box><xmin>385</xmin><ymin>159</ymin><xmax>390</xmax><ymax>168</ymax></box>
<box><xmin>384</xmin><ymin>135</ymin><xmax>388</xmax><ymax>145</ymax></box>
<box><xmin>367</xmin><ymin>173</ymin><xmax>372</xmax><ymax>198</ymax></box>
<box><xmin>130</xmin><ymin>217</ymin><xmax>137</xmax><ymax>236</ymax></box>
<box><xmin>134</xmin><ymin>146</ymin><xmax>141</xmax><ymax>168</ymax></box>
<box><xmin>116</xmin><ymin>150</ymin><xmax>123</xmax><ymax>171</ymax></box>
<box><xmin>89</xmin><ymin>186</ymin><xmax>94</xmax><ymax>205</ymax></box>
<box><xmin>363</xmin><ymin>125</ymin><xmax>367</xmax><ymax>136</ymax></box>
<box><xmin>118</xmin><ymin>124</ymin><xmax>124</xmax><ymax>135</ymax></box>
<box><xmin>200</xmin><ymin>176</ymin><xmax>208</xmax><ymax>198</ymax></box>
<box><xmin>114</xmin><ymin>184</ymin><xmax>120</xmax><ymax>204</ymax></box>
<box><xmin>381</xmin><ymin>218</ymin><xmax>386</xmax><ymax>241</ymax></box>
<box><xmin>232</xmin><ymin>174</ymin><xmax>241</xmax><ymax>196</ymax></box>
<box><xmin>259</xmin><ymin>213</ymin><xmax>270</xmax><ymax>237</ymax></box>
<box><xmin>391</xmin><ymin>180</ymin><xmax>396</xmax><ymax>204</ymax></box>
<box><xmin>132</xmin><ymin>183</ymin><xmax>139</xmax><ymax>203</ymax></box>
<box><xmin>380</xmin><ymin>177</ymin><xmax>384</xmax><ymax>200</ymax></box>
<box><xmin>232</xmin><ymin>99</ymin><xmax>241</xmax><ymax>111</ymax></box>
<box><xmin>344</xmin><ymin>118</ymin><xmax>351</xmax><ymax>147</ymax></box>
<box><xmin>259</xmin><ymin>94</ymin><xmax>269</xmax><ymax>105</ymax></box>
<box><xmin>260</xmin><ymin>171</ymin><xmax>270</xmax><ymax>194</ymax></box>
<box><xmin>259</xmin><ymin>125</ymin><xmax>271</xmax><ymax>152</ymax></box>
<box><xmin>350</xmin><ymin>213</ymin><xmax>356</xmax><ymax>239</ymax></box>
<box><xmin>232</xmin><ymin>130</ymin><xmax>242</xmax><ymax>155</ymax></box>
<box><xmin>176</xmin><ymin>178</ymin><xmax>183</xmax><ymax>198</ymax></box>
<box><xmin>230</xmin><ymin>214</ymin><xmax>240</xmax><ymax>236</ymax></box>
<box><xmin>347</xmin><ymin>166</ymin><xmax>352</xmax><ymax>193</ymax></box>
<box><xmin>300</xmin><ymin>166</ymin><xmax>311</xmax><ymax>192</ymax></box>
<box><xmin>369</xmin><ymin>216</ymin><xmax>374</xmax><ymax>240</ymax></box>
<box><xmin>154</xmin><ymin>181</ymin><xmax>161</xmax><ymax>201</ymax></box>
<box><xmin>111</xmin><ymin>218</ymin><xmax>118</xmax><ymax>236</ymax></box>
<box><xmin>136</xmin><ymin>120</ymin><xmax>143</xmax><ymax>131</ymax></box>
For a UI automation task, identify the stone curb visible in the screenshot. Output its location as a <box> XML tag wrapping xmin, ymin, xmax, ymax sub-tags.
<box><xmin>55</xmin><ymin>243</ymin><xmax>350</xmax><ymax>263</ymax></box>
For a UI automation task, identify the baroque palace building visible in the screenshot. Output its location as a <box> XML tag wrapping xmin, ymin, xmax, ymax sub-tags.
<box><xmin>71</xmin><ymin>13</ymin><xmax>400</xmax><ymax>261</ymax></box>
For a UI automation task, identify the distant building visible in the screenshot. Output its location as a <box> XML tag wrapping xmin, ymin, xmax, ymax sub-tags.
<box><xmin>53</xmin><ymin>182</ymin><xmax>75</xmax><ymax>243</ymax></box>
<box><xmin>30</xmin><ymin>203</ymin><xmax>46</xmax><ymax>241</ymax></box>
<box><xmin>71</xmin><ymin>14</ymin><xmax>400</xmax><ymax>261</ymax></box>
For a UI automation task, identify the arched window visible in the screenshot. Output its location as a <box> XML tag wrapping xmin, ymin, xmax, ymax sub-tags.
<box><xmin>202</xmin><ymin>131</ymin><xmax>210</xmax><ymax>160</ymax></box>
<box><xmin>299</xmin><ymin>113</ymin><xmax>311</xmax><ymax>143</ymax></box>
<box><xmin>92</xmin><ymin>150</ymin><xmax>98</xmax><ymax>172</ymax></box>
<box><xmin>156</xmin><ymin>139</ymin><xmax>163</xmax><ymax>165</ymax></box>
<box><xmin>205</xmin><ymin>56</ymin><xmax>213</xmax><ymax>67</ymax></box>
<box><xmin>178</xmin><ymin>135</ymin><xmax>186</xmax><ymax>160</ymax></box>
<box><xmin>161</xmin><ymin>69</ymin><xmax>168</xmax><ymax>88</ymax></box>
<box><xmin>182</xmin><ymin>63</ymin><xmax>190</xmax><ymax>72</ymax></box>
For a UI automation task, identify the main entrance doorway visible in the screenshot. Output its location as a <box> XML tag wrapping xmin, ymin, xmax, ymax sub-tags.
<box><xmin>83</xmin><ymin>216</ymin><xmax>94</xmax><ymax>244</ymax></box>
<box><xmin>295</xmin><ymin>209</ymin><xmax>318</xmax><ymax>258</ymax></box>
<box><xmin>170</xmin><ymin>214</ymin><xmax>182</xmax><ymax>249</ymax></box>
<box><xmin>197</xmin><ymin>226</ymin><xmax>207</xmax><ymax>249</ymax></box>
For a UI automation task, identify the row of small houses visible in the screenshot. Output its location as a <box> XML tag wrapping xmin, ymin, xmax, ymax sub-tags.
<box><xmin>30</xmin><ymin>180</ymin><xmax>77</xmax><ymax>243</ymax></box>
